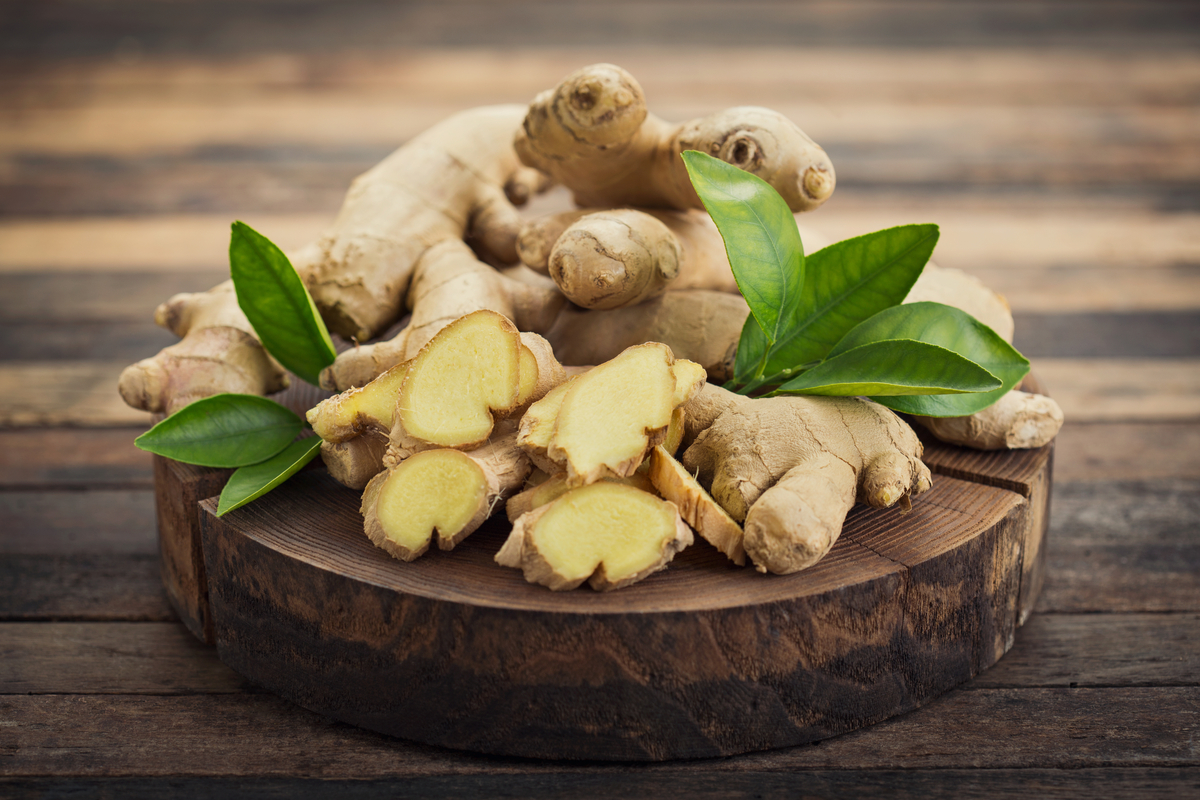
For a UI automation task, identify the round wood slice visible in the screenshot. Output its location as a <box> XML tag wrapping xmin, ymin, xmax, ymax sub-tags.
<box><xmin>189</xmin><ymin>378</ymin><xmax>1054</xmax><ymax>761</ymax></box>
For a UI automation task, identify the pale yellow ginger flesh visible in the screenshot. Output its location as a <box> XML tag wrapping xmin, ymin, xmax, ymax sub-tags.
<box><xmin>307</xmin><ymin>361</ymin><xmax>410</xmax><ymax>443</ymax></box>
<box><xmin>362</xmin><ymin>449</ymin><xmax>488</xmax><ymax>561</ymax></box>
<box><xmin>396</xmin><ymin>310</ymin><xmax>522</xmax><ymax>449</ymax></box>
<box><xmin>496</xmin><ymin>482</ymin><xmax>693</xmax><ymax>591</ymax></box>
<box><xmin>505</xmin><ymin>471</ymin><xmax>655</xmax><ymax>523</ymax></box>
<box><xmin>516</xmin><ymin>374</ymin><xmax>579</xmax><ymax>474</ymax></box>
<box><xmin>538</xmin><ymin>343</ymin><xmax>706</xmax><ymax>484</ymax></box>
<box><xmin>648</xmin><ymin>445</ymin><xmax>745</xmax><ymax>566</ymax></box>
<box><xmin>681</xmin><ymin>383</ymin><xmax>932</xmax><ymax>574</ymax></box>
<box><xmin>508</xmin><ymin>331</ymin><xmax>567</xmax><ymax>416</ymax></box>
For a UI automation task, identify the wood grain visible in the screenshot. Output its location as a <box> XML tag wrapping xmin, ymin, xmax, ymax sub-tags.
<box><xmin>0</xmin><ymin>554</ymin><xmax>172</xmax><ymax>621</ymax></box>
<box><xmin>2</xmin><ymin>688</ymin><xmax>1195</xmax><ymax>776</ymax></box>
<box><xmin>196</xmin><ymin>467</ymin><xmax>1036</xmax><ymax>760</ymax></box>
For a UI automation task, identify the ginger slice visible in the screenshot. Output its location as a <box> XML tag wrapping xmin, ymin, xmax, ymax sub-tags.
<box><xmin>647</xmin><ymin>445</ymin><xmax>745</xmax><ymax>566</ymax></box>
<box><xmin>396</xmin><ymin>310</ymin><xmax>522</xmax><ymax>449</ymax></box>
<box><xmin>516</xmin><ymin>375</ymin><xmax>579</xmax><ymax>473</ymax></box>
<box><xmin>544</xmin><ymin>343</ymin><xmax>706</xmax><ymax>484</ymax></box>
<box><xmin>505</xmin><ymin>470</ymin><xmax>655</xmax><ymax>523</ymax></box>
<box><xmin>496</xmin><ymin>482</ymin><xmax>693</xmax><ymax>591</ymax></box>
<box><xmin>361</xmin><ymin>449</ymin><xmax>490</xmax><ymax>561</ymax></box>
<box><xmin>307</xmin><ymin>361</ymin><xmax>411</xmax><ymax>443</ymax></box>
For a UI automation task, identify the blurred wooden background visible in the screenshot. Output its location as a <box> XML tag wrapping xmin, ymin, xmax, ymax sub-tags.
<box><xmin>2</xmin><ymin>1</ymin><xmax>1198</xmax><ymax>796</ymax></box>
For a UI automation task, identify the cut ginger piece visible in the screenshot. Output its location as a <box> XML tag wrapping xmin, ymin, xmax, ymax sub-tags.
<box><xmin>516</xmin><ymin>374</ymin><xmax>579</xmax><ymax>473</ymax></box>
<box><xmin>362</xmin><ymin>449</ymin><xmax>491</xmax><ymax>561</ymax></box>
<box><xmin>496</xmin><ymin>482</ymin><xmax>692</xmax><ymax>591</ymax></box>
<box><xmin>396</xmin><ymin>310</ymin><xmax>522</xmax><ymax>449</ymax></box>
<box><xmin>505</xmin><ymin>470</ymin><xmax>654</xmax><ymax>523</ymax></box>
<box><xmin>648</xmin><ymin>445</ymin><xmax>745</xmax><ymax>566</ymax></box>
<box><xmin>536</xmin><ymin>342</ymin><xmax>706</xmax><ymax>484</ymax></box>
<box><xmin>307</xmin><ymin>360</ymin><xmax>411</xmax><ymax>443</ymax></box>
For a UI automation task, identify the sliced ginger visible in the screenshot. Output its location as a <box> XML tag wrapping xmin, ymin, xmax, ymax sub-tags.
<box><xmin>496</xmin><ymin>482</ymin><xmax>692</xmax><ymax>591</ymax></box>
<box><xmin>307</xmin><ymin>361</ymin><xmax>411</xmax><ymax>443</ymax></box>
<box><xmin>647</xmin><ymin>445</ymin><xmax>745</xmax><ymax>566</ymax></box>
<box><xmin>527</xmin><ymin>343</ymin><xmax>706</xmax><ymax>485</ymax></box>
<box><xmin>505</xmin><ymin>470</ymin><xmax>654</xmax><ymax>523</ymax></box>
<box><xmin>396</xmin><ymin>309</ymin><xmax>522</xmax><ymax>449</ymax></box>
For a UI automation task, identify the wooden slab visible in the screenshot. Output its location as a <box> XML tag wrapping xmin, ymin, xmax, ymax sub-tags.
<box><xmin>190</xmin><ymin>448</ymin><xmax>1047</xmax><ymax>760</ymax></box>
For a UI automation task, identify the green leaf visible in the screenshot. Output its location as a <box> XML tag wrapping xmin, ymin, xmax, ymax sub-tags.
<box><xmin>216</xmin><ymin>436</ymin><xmax>323</xmax><ymax>516</ymax></box>
<box><xmin>134</xmin><ymin>393</ymin><xmax>303</xmax><ymax>467</ymax></box>
<box><xmin>733</xmin><ymin>312</ymin><xmax>769</xmax><ymax>384</ymax></box>
<box><xmin>775</xmin><ymin>339</ymin><xmax>1001</xmax><ymax>397</ymax></box>
<box><xmin>828</xmin><ymin>301</ymin><xmax>1030</xmax><ymax>417</ymax></box>
<box><xmin>229</xmin><ymin>221</ymin><xmax>336</xmax><ymax>386</ymax></box>
<box><xmin>682</xmin><ymin>151</ymin><xmax>805</xmax><ymax>360</ymax></box>
<box><xmin>760</xmin><ymin>224</ymin><xmax>940</xmax><ymax>376</ymax></box>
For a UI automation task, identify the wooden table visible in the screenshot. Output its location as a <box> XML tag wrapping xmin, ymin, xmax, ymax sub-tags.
<box><xmin>2</xmin><ymin>2</ymin><xmax>1197</xmax><ymax>796</ymax></box>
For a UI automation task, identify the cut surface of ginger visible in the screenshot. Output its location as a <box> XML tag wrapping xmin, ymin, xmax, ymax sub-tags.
<box><xmin>307</xmin><ymin>361</ymin><xmax>410</xmax><ymax>442</ymax></box>
<box><xmin>648</xmin><ymin>444</ymin><xmax>745</xmax><ymax>566</ymax></box>
<box><xmin>544</xmin><ymin>343</ymin><xmax>705</xmax><ymax>484</ymax></box>
<box><xmin>496</xmin><ymin>482</ymin><xmax>692</xmax><ymax>591</ymax></box>
<box><xmin>397</xmin><ymin>310</ymin><xmax>522</xmax><ymax>449</ymax></box>
<box><xmin>362</xmin><ymin>449</ymin><xmax>488</xmax><ymax>561</ymax></box>
<box><xmin>505</xmin><ymin>470</ymin><xmax>655</xmax><ymax>522</ymax></box>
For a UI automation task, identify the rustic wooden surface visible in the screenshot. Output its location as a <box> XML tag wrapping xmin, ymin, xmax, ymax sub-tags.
<box><xmin>2</xmin><ymin>0</ymin><xmax>1198</xmax><ymax>794</ymax></box>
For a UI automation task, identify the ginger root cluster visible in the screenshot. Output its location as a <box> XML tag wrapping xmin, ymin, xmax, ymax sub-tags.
<box><xmin>121</xmin><ymin>63</ymin><xmax>1064</xmax><ymax>590</ymax></box>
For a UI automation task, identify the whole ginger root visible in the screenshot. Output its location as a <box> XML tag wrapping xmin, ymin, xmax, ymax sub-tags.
<box><xmin>120</xmin><ymin>105</ymin><xmax>559</xmax><ymax>412</ymax></box>
<box><xmin>680</xmin><ymin>383</ymin><xmax>932</xmax><ymax>574</ymax></box>
<box><xmin>516</xmin><ymin>63</ymin><xmax>835</xmax><ymax>213</ymax></box>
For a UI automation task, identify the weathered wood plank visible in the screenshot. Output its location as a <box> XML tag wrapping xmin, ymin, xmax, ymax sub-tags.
<box><xmin>8</xmin><ymin>48</ymin><xmax>1200</xmax><ymax>109</ymax></box>
<box><xmin>0</xmin><ymin>322</ymin><xmax>176</xmax><ymax>362</ymax></box>
<box><xmin>0</xmin><ymin>622</ymin><xmax>246</xmax><ymax>694</ymax></box>
<box><xmin>2</xmin><ymin>770</ymin><xmax>1198</xmax><ymax>800</ymax></box>
<box><xmin>1012</xmin><ymin>311</ymin><xmax>1200</xmax><ymax>359</ymax></box>
<box><xmin>0</xmin><ymin>362</ymin><xmax>150</xmax><ymax>426</ymax></box>
<box><xmin>0</xmin><ymin>554</ymin><xmax>173</xmax><ymax>621</ymax></box>
<box><xmin>3</xmin><ymin>613</ymin><xmax>1192</xmax><ymax>696</ymax></box>
<box><xmin>0</xmin><ymin>428</ymin><xmax>152</xmax><ymax>488</ymax></box>
<box><xmin>1</xmin><ymin>688</ymin><xmax>1195</xmax><ymax>776</ymax></box>
<box><xmin>0</xmin><ymin>490</ymin><xmax>156</xmax><ymax>555</ymax></box>
<box><xmin>3</xmin><ymin>2</ymin><xmax>1198</xmax><ymax>59</ymax></box>
<box><xmin>1032</xmin><ymin>359</ymin><xmax>1200</xmax><ymax>422</ymax></box>
<box><xmin>971</xmin><ymin>613</ymin><xmax>1200</xmax><ymax>689</ymax></box>
<box><xmin>0</xmin><ymin>271</ymin><xmax>227</xmax><ymax>322</ymax></box>
<box><xmin>1053</xmin><ymin>422</ymin><xmax>1200</xmax><ymax>482</ymax></box>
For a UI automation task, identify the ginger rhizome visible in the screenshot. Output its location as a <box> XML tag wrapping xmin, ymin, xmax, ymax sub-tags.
<box><xmin>679</xmin><ymin>383</ymin><xmax>932</xmax><ymax>575</ymax></box>
<box><xmin>496</xmin><ymin>481</ymin><xmax>693</xmax><ymax>591</ymax></box>
<box><xmin>515</xmin><ymin>63</ymin><xmax>835</xmax><ymax>213</ymax></box>
<box><xmin>517</xmin><ymin>208</ymin><xmax>737</xmax><ymax>310</ymax></box>
<box><xmin>647</xmin><ymin>444</ymin><xmax>746</xmax><ymax>566</ymax></box>
<box><xmin>120</xmin><ymin>105</ymin><xmax>559</xmax><ymax>413</ymax></box>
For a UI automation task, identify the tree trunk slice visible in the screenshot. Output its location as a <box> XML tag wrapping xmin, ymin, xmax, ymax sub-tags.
<box><xmin>155</xmin><ymin>374</ymin><xmax>1053</xmax><ymax>760</ymax></box>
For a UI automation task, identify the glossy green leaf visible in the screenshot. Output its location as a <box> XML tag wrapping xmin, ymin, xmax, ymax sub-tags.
<box><xmin>682</xmin><ymin>150</ymin><xmax>805</xmax><ymax>364</ymax></box>
<box><xmin>760</xmin><ymin>224</ymin><xmax>939</xmax><ymax>377</ymax></box>
<box><xmin>216</xmin><ymin>436</ymin><xmax>323</xmax><ymax>516</ymax></box>
<box><xmin>775</xmin><ymin>339</ymin><xmax>1000</xmax><ymax>397</ymax></box>
<box><xmin>732</xmin><ymin>312</ymin><xmax>769</xmax><ymax>384</ymax></box>
<box><xmin>134</xmin><ymin>393</ymin><xmax>302</xmax><ymax>467</ymax></box>
<box><xmin>828</xmin><ymin>301</ymin><xmax>1030</xmax><ymax>417</ymax></box>
<box><xmin>229</xmin><ymin>221</ymin><xmax>336</xmax><ymax>386</ymax></box>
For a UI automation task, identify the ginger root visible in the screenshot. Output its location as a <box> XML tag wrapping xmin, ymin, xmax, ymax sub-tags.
<box><xmin>518</xmin><ymin>208</ymin><xmax>737</xmax><ymax>310</ymax></box>
<box><xmin>121</xmin><ymin>105</ymin><xmax>556</xmax><ymax>412</ymax></box>
<box><xmin>915</xmin><ymin>389</ymin><xmax>1065</xmax><ymax>450</ymax></box>
<box><xmin>680</xmin><ymin>383</ymin><xmax>932</xmax><ymax>574</ymax></box>
<box><xmin>516</xmin><ymin>63</ymin><xmax>835</xmax><ymax>212</ymax></box>
<box><xmin>519</xmin><ymin>343</ymin><xmax>706</xmax><ymax>485</ymax></box>
<box><xmin>496</xmin><ymin>482</ymin><xmax>692</xmax><ymax>591</ymax></box>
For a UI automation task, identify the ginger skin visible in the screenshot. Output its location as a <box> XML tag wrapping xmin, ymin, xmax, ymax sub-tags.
<box><xmin>519</xmin><ymin>208</ymin><xmax>737</xmax><ymax>310</ymax></box>
<box><xmin>120</xmin><ymin>105</ymin><xmax>554</xmax><ymax>412</ymax></box>
<box><xmin>680</xmin><ymin>383</ymin><xmax>932</xmax><ymax>574</ymax></box>
<box><xmin>516</xmin><ymin>63</ymin><xmax>835</xmax><ymax>213</ymax></box>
